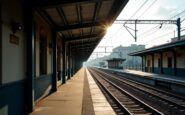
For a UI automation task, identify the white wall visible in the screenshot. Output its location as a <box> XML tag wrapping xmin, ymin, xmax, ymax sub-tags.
<box><xmin>145</xmin><ymin>55</ymin><xmax>152</xmax><ymax>67</ymax></box>
<box><xmin>1</xmin><ymin>0</ymin><xmax>26</xmax><ymax>84</ymax></box>
<box><xmin>162</xmin><ymin>51</ymin><xmax>173</xmax><ymax>68</ymax></box>
<box><xmin>154</xmin><ymin>53</ymin><xmax>160</xmax><ymax>67</ymax></box>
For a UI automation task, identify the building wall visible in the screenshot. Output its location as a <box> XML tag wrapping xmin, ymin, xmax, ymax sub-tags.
<box><xmin>145</xmin><ymin>55</ymin><xmax>152</xmax><ymax>72</ymax></box>
<box><xmin>153</xmin><ymin>53</ymin><xmax>161</xmax><ymax>74</ymax></box>
<box><xmin>143</xmin><ymin>48</ymin><xmax>185</xmax><ymax>77</ymax></box>
<box><xmin>0</xmin><ymin>0</ymin><xmax>26</xmax><ymax>115</ymax></box>
<box><xmin>1</xmin><ymin>0</ymin><xmax>25</xmax><ymax>84</ymax></box>
<box><xmin>34</xmin><ymin>13</ymin><xmax>53</xmax><ymax>101</ymax></box>
<box><xmin>154</xmin><ymin>53</ymin><xmax>160</xmax><ymax>67</ymax></box>
<box><xmin>111</xmin><ymin>44</ymin><xmax>145</xmax><ymax>69</ymax></box>
<box><xmin>163</xmin><ymin>51</ymin><xmax>174</xmax><ymax>68</ymax></box>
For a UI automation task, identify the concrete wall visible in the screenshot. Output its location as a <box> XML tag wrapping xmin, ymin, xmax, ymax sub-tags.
<box><xmin>145</xmin><ymin>55</ymin><xmax>152</xmax><ymax>67</ymax></box>
<box><xmin>154</xmin><ymin>53</ymin><xmax>160</xmax><ymax>67</ymax></box>
<box><xmin>1</xmin><ymin>0</ymin><xmax>26</xmax><ymax>84</ymax></box>
<box><xmin>0</xmin><ymin>0</ymin><xmax>26</xmax><ymax>115</ymax></box>
<box><xmin>163</xmin><ymin>51</ymin><xmax>173</xmax><ymax>68</ymax></box>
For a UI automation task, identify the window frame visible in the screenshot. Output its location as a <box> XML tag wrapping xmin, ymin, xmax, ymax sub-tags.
<box><xmin>167</xmin><ymin>57</ymin><xmax>172</xmax><ymax>68</ymax></box>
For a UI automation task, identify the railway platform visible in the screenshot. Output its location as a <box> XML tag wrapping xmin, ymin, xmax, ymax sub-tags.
<box><xmin>30</xmin><ymin>67</ymin><xmax>115</xmax><ymax>115</ymax></box>
<box><xmin>104</xmin><ymin>68</ymin><xmax>185</xmax><ymax>95</ymax></box>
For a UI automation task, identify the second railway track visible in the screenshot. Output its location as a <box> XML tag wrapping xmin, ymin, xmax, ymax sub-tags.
<box><xmin>88</xmin><ymin>68</ymin><xmax>185</xmax><ymax>115</ymax></box>
<box><xmin>88</xmin><ymin>68</ymin><xmax>163</xmax><ymax>115</ymax></box>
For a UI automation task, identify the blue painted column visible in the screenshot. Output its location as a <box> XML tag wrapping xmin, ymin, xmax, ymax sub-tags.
<box><xmin>24</xmin><ymin>1</ymin><xmax>34</xmax><ymax>112</ymax></box>
<box><xmin>141</xmin><ymin>56</ymin><xmax>144</xmax><ymax>71</ymax></box>
<box><xmin>52</xmin><ymin>30</ymin><xmax>57</xmax><ymax>92</ymax></box>
<box><xmin>144</xmin><ymin>55</ymin><xmax>146</xmax><ymax>72</ymax></box>
<box><xmin>67</xmin><ymin>44</ymin><xmax>71</xmax><ymax>80</ymax></box>
<box><xmin>160</xmin><ymin>52</ymin><xmax>163</xmax><ymax>74</ymax></box>
<box><xmin>152</xmin><ymin>54</ymin><xmax>154</xmax><ymax>73</ymax></box>
<box><xmin>173</xmin><ymin>50</ymin><xmax>177</xmax><ymax>76</ymax></box>
<box><xmin>62</xmin><ymin>42</ymin><xmax>66</xmax><ymax>84</ymax></box>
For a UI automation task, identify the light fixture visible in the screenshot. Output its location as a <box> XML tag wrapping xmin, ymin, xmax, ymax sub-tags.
<box><xmin>11</xmin><ymin>22</ymin><xmax>22</xmax><ymax>34</ymax></box>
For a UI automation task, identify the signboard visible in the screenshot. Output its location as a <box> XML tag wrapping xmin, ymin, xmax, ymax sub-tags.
<box><xmin>10</xmin><ymin>34</ymin><xmax>19</xmax><ymax>45</ymax></box>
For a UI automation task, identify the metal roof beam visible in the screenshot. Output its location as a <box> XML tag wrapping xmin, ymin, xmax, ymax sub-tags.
<box><xmin>65</xmin><ymin>34</ymin><xmax>99</xmax><ymax>42</ymax></box>
<box><xmin>56</xmin><ymin>8</ymin><xmax>68</xmax><ymax>25</ymax></box>
<box><xmin>36</xmin><ymin>9</ymin><xmax>56</xmax><ymax>27</ymax></box>
<box><xmin>56</xmin><ymin>21</ymin><xmax>104</xmax><ymax>31</ymax></box>
<box><xmin>71</xmin><ymin>43</ymin><xmax>96</xmax><ymax>48</ymax></box>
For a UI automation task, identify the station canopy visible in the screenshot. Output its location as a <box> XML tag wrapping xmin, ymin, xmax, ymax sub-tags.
<box><xmin>32</xmin><ymin>0</ymin><xmax>129</xmax><ymax>61</ymax></box>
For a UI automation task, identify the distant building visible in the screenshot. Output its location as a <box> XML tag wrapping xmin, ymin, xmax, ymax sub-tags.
<box><xmin>110</xmin><ymin>44</ymin><xmax>145</xmax><ymax>69</ymax></box>
<box><xmin>84</xmin><ymin>56</ymin><xmax>109</xmax><ymax>67</ymax></box>
<box><xmin>129</xmin><ymin>38</ymin><xmax>185</xmax><ymax>77</ymax></box>
<box><xmin>99</xmin><ymin>62</ymin><xmax>106</xmax><ymax>68</ymax></box>
<box><xmin>107</xmin><ymin>58</ymin><xmax>126</xmax><ymax>69</ymax></box>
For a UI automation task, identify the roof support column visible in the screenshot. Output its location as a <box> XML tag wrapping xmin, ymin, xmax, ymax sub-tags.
<box><xmin>152</xmin><ymin>54</ymin><xmax>154</xmax><ymax>73</ymax></box>
<box><xmin>52</xmin><ymin>30</ymin><xmax>57</xmax><ymax>92</ymax></box>
<box><xmin>141</xmin><ymin>56</ymin><xmax>144</xmax><ymax>71</ymax></box>
<box><xmin>172</xmin><ymin>50</ymin><xmax>177</xmax><ymax>76</ymax></box>
<box><xmin>144</xmin><ymin>55</ymin><xmax>146</xmax><ymax>72</ymax></box>
<box><xmin>160</xmin><ymin>52</ymin><xmax>163</xmax><ymax>74</ymax></box>
<box><xmin>67</xmin><ymin>44</ymin><xmax>71</xmax><ymax>80</ymax></box>
<box><xmin>62</xmin><ymin>42</ymin><xmax>66</xmax><ymax>84</ymax></box>
<box><xmin>71</xmin><ymin>56</ymin><xmax>75</xmax><ymax>76</ymax></box>
<box><xmin>24</xmin><ymin>2</ymin><xmax>35</xmax><ymax>113</ymax></box>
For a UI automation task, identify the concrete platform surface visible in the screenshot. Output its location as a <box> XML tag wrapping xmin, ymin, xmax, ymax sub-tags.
<box><xmin>86</xmin><ymin>69</ymin><xmax>116</xmax><ymax>115</ymax></box>
<box><xmin>30</xmin><ymin>68</ymin><xmax>85</xmax><ymax>115</ymax></box>
<box><xmin>30</xmin><ymin>67</ymin><xmax>115</xmax><ymax>115</ymax></box>
<box><xmin>122</xmin><ymin>69</ymin><xmax>185</xmax><ymax>85</ymax></box>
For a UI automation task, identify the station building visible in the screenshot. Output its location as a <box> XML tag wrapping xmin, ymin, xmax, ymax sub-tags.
<box><xmin>129</xmin><ymin>39</ymin><xmax>185</xmax><ymax>77</ymax></box>
<box><xmin>0</xmin><ymin>0</ymin><xmax>128</xmax><ymax>114</ymax></box>
<box><xmin>107</xmin><ymin>58</ymin><xmax>126</xmax><ymax>69</ymax></box>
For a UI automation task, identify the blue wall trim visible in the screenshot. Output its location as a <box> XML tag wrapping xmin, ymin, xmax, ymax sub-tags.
<box><xmin>163</xmin><ymin>68</ymin><xmax>174</xmax><ymax>76</ymax></box>
<box><xmin>177</xmin><ymin>68</ymin><xmax>185</xmax><ymax>77</ymax></box>
<box><xmin>34</xmin><ymin>74</ymin><xmax>52</xmax><ymax>101</ymax></box>
<box><xmin>153</xmin><ymin>67</ymin><xmax>185</xmax><ymax>77</ymax></box>
<box><xmin>154</xmin><ymin>68</ymin><xmax>161</xmax><ymax>74</ymax></box>
<box><xmin>0</xmin><ymin>80</ymin><xmax>25</xmax><ymax>115</ymax></box>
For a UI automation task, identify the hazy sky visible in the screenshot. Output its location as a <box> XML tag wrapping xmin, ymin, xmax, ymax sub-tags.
<box><xmin>89</xmin><ymin>0</ymin><xmax>185</xmax><ymax>60</ymax></box>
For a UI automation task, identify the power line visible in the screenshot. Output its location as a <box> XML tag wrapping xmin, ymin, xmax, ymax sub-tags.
<box><xmin>109</xmin><ymin>0</ymin><xmax>150</xmax><ymax>45</ymax></box>
<box><xmin>129</xmin><ymin>0</ymin><xmax>149</xmax><ymax>20</ymax></box>
<box><xmin>138</xmin><ymin>2</ymin><xmax>185</xmax><ymax>38</ymax></box>
<box><xmin>137</xmin><ymin>0</ymin><xmax>158</xmax><ymax>19</ymax></box>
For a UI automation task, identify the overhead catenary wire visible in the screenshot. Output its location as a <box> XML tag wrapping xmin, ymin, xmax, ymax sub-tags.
<box><xmin>137</xmin><ymin>0</ymin><xmax>158</xmax><ymax>19</ymax></box>
<box><xmin>109</xmin><ymin>0</ymin><xmax>150</xmax><ymax>46</ymax></box>
<box><xmin>138</xmin><ymin>2</ymin><xmax>185</xmax><ymax>38</ymax></box>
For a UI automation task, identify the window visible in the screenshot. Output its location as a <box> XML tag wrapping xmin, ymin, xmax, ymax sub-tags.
<box><xmin>39</xmin><ymin>34</ymin><xmax>47</xmax><ymax>75</ymax></box>
<box><xmin>147</xmin><ymin>60</ymin><xmax>150</xmax><ymax>67</ymax></box>
<box><xmin>167</xmin><ymin>57</ymin><xmax>172</xmax><ymax>68</ymax></box>
<box><xmin>158</xmin><ymin>58</ymin><xmax>161</xmax><ymax>67</ymax></box>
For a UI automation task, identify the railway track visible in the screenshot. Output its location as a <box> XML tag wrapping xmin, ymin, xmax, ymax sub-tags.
<box><xmin>90</xmin><ymin>68</ymin><xmax>185</xmax><ymax>115</ymax></box>
<box><xmin>88</xmin><ymin>69</ymin><xmax>163</xmax><ymax>115</ymax></box>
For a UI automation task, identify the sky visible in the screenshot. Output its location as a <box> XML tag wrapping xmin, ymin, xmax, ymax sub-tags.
<box><xmin>88</xmin><ymin>0</ymin><xmax>185</xmax><ymax>60</ymax></box>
